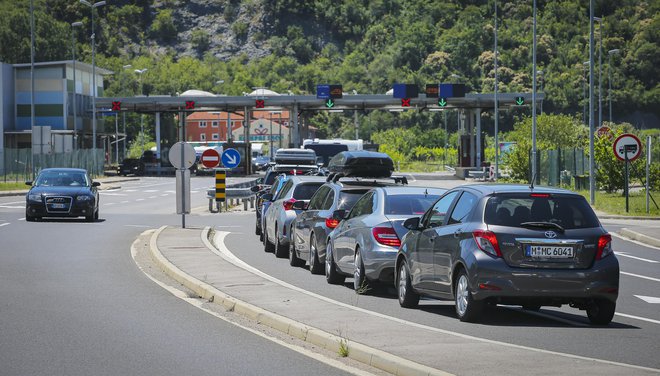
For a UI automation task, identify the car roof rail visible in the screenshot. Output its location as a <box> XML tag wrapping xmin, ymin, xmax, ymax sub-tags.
<box><xmin>391</xmin><ymin>175</ymin><xmax>408</xmax><ymax>185</ymax></box>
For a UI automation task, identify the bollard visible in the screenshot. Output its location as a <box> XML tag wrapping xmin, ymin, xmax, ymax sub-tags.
<box><xmin>250</xmin><ymin>197</ymin><xmax>255</xmax><ymax>209</ymax></box>
<box><xmin>243</xmin><ymin>199</ymin><xmax>248</xmax><ymax>211</ymax></box>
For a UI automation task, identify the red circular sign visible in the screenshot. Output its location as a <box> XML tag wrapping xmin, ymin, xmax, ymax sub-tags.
<box><xmin>201</xmin><ymin>148</ymin><xmax>220</xmax><ymax>168</ymax></box>
<box><xmin>612</xmin><ymin>133</ymin><xmax>642</xmax><ymax>162</ymax></box>
<box><xmin>596</xmin><ymin>126</ymin><xmax>613</xmax><ymax>140</ymax></box>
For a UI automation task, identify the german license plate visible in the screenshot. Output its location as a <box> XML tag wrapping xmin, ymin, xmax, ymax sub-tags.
<box><xmin>526</xmin><ymin>245</ymin><xmax>574</xmax><ymax>258</ymax></box>
<box><xmin>51</xmin><ymin>203</ymin><xmax>65</xmax><ymax>209</ymax></box>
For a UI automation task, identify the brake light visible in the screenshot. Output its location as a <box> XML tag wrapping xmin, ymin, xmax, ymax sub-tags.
<box><xmin>372</xmin><ymin>227</ymin><xmax>401</xmax><ymax>248</ymax></box>
<box><xmin>325</xmin><ymin>217</ymin><xmax>340</xmax><ymax>229</ymax></box>
<box><xmin>283</xmin><ymin>198</ymin><xmax>297</xmax><ymax>211</ymax></box>
<box><xmin>596</xmin><ymin>234</ymin><xmax>613</xmax><ymax>260</ymax></box>
<box><xmin>473</xmin><ymin>230</ymin><xmax>502</xmax><ymax>257</ymax></box>
<box><xmin>530</xmin><ymin>193</ymin><xmax>550</xmax><ymax>198</ymax></box>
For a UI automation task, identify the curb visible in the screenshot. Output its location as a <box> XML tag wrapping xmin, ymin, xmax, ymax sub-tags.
<box><xmin>147</xmin><ymin>225</ymin><xmax>451</xmax><ymax>376</ymax></box>
<box><xmin>618</xmin><ymin>228</ymin><xmax>660</xmax><ymax>248</ymax></box>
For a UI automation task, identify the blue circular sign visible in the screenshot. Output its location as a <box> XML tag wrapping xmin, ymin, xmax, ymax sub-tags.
<box><xmin>221</xmin><ymin>148</ymin><xmax>241</xmax><ymax>168</ymax></box>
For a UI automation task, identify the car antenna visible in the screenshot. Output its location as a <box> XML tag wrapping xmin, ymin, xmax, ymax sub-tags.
<box><xmin>529</xmin><ymin>170</ymin><xmax>538</xmax><ymax>190</ymax></box>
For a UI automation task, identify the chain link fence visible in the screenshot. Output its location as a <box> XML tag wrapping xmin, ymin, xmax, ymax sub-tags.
<box><xmin>537</xmin><ymin>148</ymin><xmax>589</xmax><ymax>189</ymax></box>
<box><xmin>1</xmin><ymin>148</ymin><xmax>105</xmax><ymax>183</ymax></box>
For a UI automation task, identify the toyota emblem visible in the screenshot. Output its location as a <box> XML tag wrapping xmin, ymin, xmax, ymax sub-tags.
<box><xmin>545</xmin><ymin>231</ymin><xmax>557</xmax><ymax>239</ymax></box>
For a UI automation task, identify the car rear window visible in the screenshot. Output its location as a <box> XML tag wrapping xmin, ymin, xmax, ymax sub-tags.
<box><xmin>337</xmin><ymin>190</ymin><xmax>368</xmax><ymax>210</ymax></box>
<box><xmin>292</xmin><ymin>182</ymin><xmax>324</xmax><ymax>200</ymax></box>
<box><xmin>385</xmin><ymin>194</ymin><xmax>440</xmax><ymax>215</ymax></box>
<box><xmin>484</xmin><ymin>194</ymin><xmax>600</xmax><ymax>229</ymax></box>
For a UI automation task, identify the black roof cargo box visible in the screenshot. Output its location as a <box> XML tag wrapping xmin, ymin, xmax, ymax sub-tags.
<box><xmin>273</xmin><ymin>148</ymin><xmax>317</xmax><ymax>165</ymax></box>
<box><xmin>327</xmin><ymin>151</ymin><xmax>394</xmax><ymax>178</ymax></box>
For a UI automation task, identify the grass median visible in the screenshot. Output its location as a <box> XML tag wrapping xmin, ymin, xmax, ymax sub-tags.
<box><xmin>577</xmin><ymin>190</ymin><xmax>660</xmax><ymax>217</ymax></box>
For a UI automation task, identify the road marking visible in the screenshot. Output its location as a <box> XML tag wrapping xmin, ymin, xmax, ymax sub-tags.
<box><xmin>208</xmin><ymin>231</ymin><xmax>659</xmax><ymax>373</ymax></box>
<box><xmin>160</xmin><ymin>194</ymin><xmax>168</xmax><ymax>197</ymax></box>
<box><xmin>145</xmin><ymin>190</ymin><xmax>159</xmax><ymax>193</ymax></box>
<box><xmin>616</xmin><ymin>252</ymin><xmax>659</xmax><ymax>263</ymax></box>
<box><xmin>612</xmin><ymin>232</ymin><xmax>660</xmax><ymax>251</ymax></box>
<box><xmin>121</xmin><ymin>201</ymin><xmax>129</xmax><ymax>204</ymax></box>
<box><xmin>136</xmin><ymin>198</ymin><xmax>145</xmax><ymax>201</ymax></box>
<box><xmin>100</xmin><ymin>192</ymin><xmax>127</xmax><ymax>196</ymax></box>
<box><xmin>621</xmin><ymin>271</ymin><xmax>660</xmax><ymax>283</ymax></box>
<box><xmin>148</xmin><ymin>196</ymin><xmax>158</xmax><ymax>199</ymax></box>
<box><xmin>615</xmin><ymin>313</ymin><xmax>660</xmax><ymax>325</ymax></box>
<box><xmin>104</xmin><ymin>202</ymin><xmax>116</xmax><ymax>206</ymax></box>
<box><xmin>0</xmin><ymin>201</ymin><xmax>24</xmax><ymax>205</ymax></box>
<box><xmin>635</xmin><ymin>295</ymin><xmax>660</xmax><ymax>304</ymax></box>
<box><xmin>0</xmin><ymin>205</ymin><xmax>24</xmax><ymax>209</ymax></box>
<box><xmin>0</xmin><ymin>223</ymin><xmax>9</xmax><ymax>228</ymax></box>
<box><xmin>125</xmin><ymin>224</ymin><xmax>152</xmax><ymax>228</ymax></box>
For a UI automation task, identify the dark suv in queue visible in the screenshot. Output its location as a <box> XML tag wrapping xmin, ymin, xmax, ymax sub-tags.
<box><xmin>396</xmin><ymin>184</ymin><xmax>619</xmax><ymax>325</ymax></box>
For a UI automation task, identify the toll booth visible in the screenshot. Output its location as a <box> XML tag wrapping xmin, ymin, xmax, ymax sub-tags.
<box><xmin>458</xmin><ymin>135</ymin><xmax>485</xmax><ymax>168</ymax></box>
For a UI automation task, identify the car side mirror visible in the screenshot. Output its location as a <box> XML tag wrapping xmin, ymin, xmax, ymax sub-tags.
<box><xmin>292</xmin><ymin>200</ymin><xmax>307</xmax><ymax>210</ymax></box>
<box><xmin>403</xmin><ymin>216</ymin><xmax>421</xmax><ymax>231</ymax></box>
<box><xmin>331</xmin><ymin>209</ymin><xmax>347</xmax><ymax>221</ymax></box>
<box><xmin>25</xmin><ymin>181</ymin><xmax>32</xmax><ymax>186</ymax></box>
<box><xmin>262</xmin><ymin>193</ymin><xmax>273</xmax><ymax>202</ymax></box>
<box><xmin>250</xmin><ymin>185</ymin><xmax>262</xmax><ymax>193</ymax></box>
<box><xmin>92</xmin><ymin>181</ymin><xmax>101</xmax><ymax>187</ymax></box>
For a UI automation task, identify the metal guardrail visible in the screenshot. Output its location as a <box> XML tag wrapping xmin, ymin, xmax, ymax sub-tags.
<box><xmin>206</xmin><ymin>178</ymin><xmax>260</xmax><ymax>212</ymax></box>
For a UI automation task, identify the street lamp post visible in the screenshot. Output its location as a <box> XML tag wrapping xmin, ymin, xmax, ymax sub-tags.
<box><xmin>122</xmin><ymin>64</ymin><xmax>131</xmax><ymax>158</ymax></box>
<box><xmin>583</xmin><ymin>61</ymin><xmax>589</xmax><ymax>126</ymax></box>
<box><xmin>589</xmin><ymin>0</ymin><xmax>596</xmax><ymax>205</ymax></box>
<box><xmin>71</xmin><ymin>21</ymin><xmax>83</xmax><ymax>150</ymax></box>
<box><xmin>134</xmin><ymin>68</ymin><xmax>147</xmax><ymax>155</ymax></box>
<box><xmin>537</xmin><ymin>70</ymin><xmax>544</xmax><ymax>114</ymax></box>
<box><xmin>494</xmin><ymin>0</ymin><xmax>499</xmax><ymax>180</ymax></box>
<box><xmin>80</xmin><ymin>0</ymin><xmax>106</xmax><ymax>175</ymax></box>
<box><xmin>608</xmin><ymin>49</ymin><xmax>620</xmax><ymax>124</ymax></box>
<box><xmin>531</xmin><ymin>0</ymin><xmax>538</xmax><ymax>183</ymax></box>
<box><xmin>594</xmin><ymin>16</ymin><xmax>603</xmax><ymax>129</ymax></box>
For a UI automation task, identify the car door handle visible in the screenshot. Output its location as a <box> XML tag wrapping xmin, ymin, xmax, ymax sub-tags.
<box><xmin>453</xmin><ymin>230</ymin><xmax>463</xmax><ymax>238</ymax></box>
<box><xmin>429</xmin><ymin>234</ymin><xmax>437</xmax><ymax>242</ymax></box>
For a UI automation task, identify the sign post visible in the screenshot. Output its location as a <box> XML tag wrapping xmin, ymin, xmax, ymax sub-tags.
<box><xmin>169</xmin><ymin>141</ymin><xmax>196</xmax><ymax>227</ymax></box>
<box><xmin>613</xmin><ymin>133</ymin><xmax>642</xmax><ymax>213</ymax></box>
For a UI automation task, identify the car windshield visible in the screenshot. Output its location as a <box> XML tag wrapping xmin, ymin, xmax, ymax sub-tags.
<box><xmin>385</xmin><ymin>194</ymin><xmax>441</xmax><ymax>215</ymax></box>
<box><xmin>292</xmin><ymin>182</ymin><xmax>324</xmax><ymax>200</ymax></box>
<box><xmin>35</xmin><ymin>171</ymin><xmax>88</xmax><ymax>187</ymax></box>
<box><xmin>484</xmin><ymin>194</ymin><xmax>600</xmax><ymax>230</ymax></box>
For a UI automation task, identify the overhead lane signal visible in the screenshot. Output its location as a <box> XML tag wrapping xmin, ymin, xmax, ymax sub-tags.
<box><xmin>255</xmin><ymin>99</ymin><xmax>265</xmax><ymax>108</ymax></box>
<box><xmin>325</xmin><ymin>99</ymin><xmax>335</xmax><ymax>108</ymax></box>
<box><xmin>317</xmin><ymin>84</ymin><xmax>343</xmax><ymax>99</ymax></box>
<box><xmin>438</xmin><ymin>98</ymin><xmax>448</xmax><ymax>107</ymax></box>
<box><xmin>185</xmin><ymin>101</ymin><xmax>195</xmax><ymax>110</ymax></box>
<box><xmin>514</xmin><ymin>96</ymin><xmax>525</xmax><ymax>105</ymax></box>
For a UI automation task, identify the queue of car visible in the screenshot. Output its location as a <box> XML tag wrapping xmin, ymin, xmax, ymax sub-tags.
<box><xmin>252</xmin><ymin>149</ymin><xmax>619</xmax><ymax>326</ymax></box>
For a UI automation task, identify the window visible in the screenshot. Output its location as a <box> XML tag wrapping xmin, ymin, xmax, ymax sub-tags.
<box><xmin>200</xmin><ymin>133</ymin><xmax>206</xmax><ymax>141</ymax></box>
<box><xmin>424</xmin><ymin>191</ymin><xmax>459</xmax><ymax>228</ymax></box>
<box><xmin>212</xmin><ymin>121</ymin><xmax>219</xmax><ymax>127</ymax></box>
<box><xmin>448</xmin><ymin>192</ymin><xmax>478</xmax><ymax>225</ymax></box>
<box><xmin>293</xmin><ymin>182</ymin><xmax>324</xmax><ymax>200</ymax></box>
<box><xmin>347</xmin><ymin>192</ymin><xmax>374</xmax><ymax>219</ymax></box>
<box><xmin>308</xmin><ymin>186</ymin><xmax>330</xmax><ymax>210</ymax></box>
<box><xmin>275</xmin><ymin>180</ymin><xmax>293</xmax><ymax>200</ymax></box>
<box><xmin>199</xmin><ymin>121</ymin><xmax>207</xmax><ymax>128</ymax></box>
<box><xmin>212</xmin><ymin>134</ymin><xmax>219</xmax><ymax>140</ymax></box>
<box><xmin>337</xmin><ymin>190</ymin><xmax>368</xmax><ymax>210</ymax></box>
<box><xmin>385</xmin><ymin>194</ymin><xmax>441</xmax><ymax>215</ymax></box>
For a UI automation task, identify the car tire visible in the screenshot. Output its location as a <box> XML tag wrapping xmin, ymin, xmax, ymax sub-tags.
<box><xmin>397</xmin><ymin>261</ymin><xmax>419</xmax><ymax>308</ymax></box>
<box><xmin>255</xmin><ymin>219</ymin><xmax>261</xmax><ymax>236</ymax></box>
<box><xmin>454</xmin><ymin>270</ymin><xmax>483</xmax><ymax>322</ymax></box>
<box><xmin>354</xmin><ymin>248</ymin><xmax>370</xmax><ymax>295</ymax></box>
<box><xmin>85</xmin><ymin>211</ymin><xmax>95</xmax><ymax>222</ymax></box>
<box><xmin>289</xmin><ymin>236</ymin><xmax>305</xmax><ymax>267</ymax></box>
<box><xmin>94</xmin><ymin>208</ymin><xmax>99</xmax><ymax>221</ymax></box>
<box><xmin>263</xmin><ymin>231</ymin><xmax>274</xmax><ymax>253</ymax></box>
<box><xmin>274</xmin><ymin>225</ymin><xmax>288</xmax><ymax>258</ymax></box>
<box><xmin>587</xmin><ymin>299</ymin><xmax>616</xmax><ymax>325</ymax></box>
<box><xmin>309</xmin><ymin>235</ymin><xmax>323</xmax><ymax>275</ymax></box>
<box><xmin>25</xmin><ymin>209</ymin><xmax>35</xmax><ymax>222</ymax></box>
<box><xmin>325</xmin><ymin>241</ymin><xmax>345</xmax><ymax>285</ymax></box>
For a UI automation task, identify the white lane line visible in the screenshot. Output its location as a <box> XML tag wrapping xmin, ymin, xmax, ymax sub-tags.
<box><xmin>125</xmin><ymin>224</ymin><xmax>152</xmax><ymax>228</ymax></box>
<box><xmin>615</xmin><ymin>313</ymin><xmax>660</xmax><ymax>325</ymax></box>
<box><xmin>165</xmin><ymin>190</ymin><xmax>176</xmax><ymax>193</ymax></box>
<box><xmin>616</xmin><ymin>252</ymin><xmax>659</xmax><ymax>263</ymax></box>
<box><xmin>136</xmin><ymin>198</ymin><xmax>145</xmax><ymax>201</ymax></box>
<box><xmin>100</xmin><ymin>192</ymin><xmax>128</xmax><ymax>196</ymax></box>
<box><xmin>621</xmin><ymin>271</ymin><xmax>660</xmax><ymax>283</ymax></box>
<box><xmin>0</xmin><ymin>201</ymin><xmax>25</xmax><ymax>205</ymax></box>
<box><xmin>148</xmin><ymin>196</ymin><xmax>158</xmax><ymax>199</ymax></box>
<box><xmin>144</xmin><ymin>190</ymin><xmax>159</xmax><ymax>193</ymax></box>
<box><xmin>635</xmin><ymin>295</ymin><xmax>660</xmax><ymax>304</ymax></box>
<box><xmin>0</xmin><ymin>205</ymin><xmax>24</xmax><ymax>209</ymax></box>
<box><xmin>209</xmin><ymin>231</ymin><xmax>659</xmax><ymax>373</ymax></box>
<box><xmin>104</xmin><ymin>202</ymin><xmax>116</xmax><ymax>206</ymax></box>
<box><xmin>160</xmin><ymin>194</ymin><xmax>168</xmax><ymax>197</ymax></box>
<box><xmin>121</xmin><ymin>201</ymin><xmax>130</xmax><ymax>204</ymax></box>
<box><xmin>611</xmin><ymin>232</ymin><xmax>660</xmax><ymax>251</ymax></box>
<box><xmin>125</xmin><ymin>189</ymin><xmax>138</xmax><ymax>192</ymax></box>
<box><xmin>0</xmin><ymin>223</ymin><xmax>10</xmax><ymax>227</ymax></box>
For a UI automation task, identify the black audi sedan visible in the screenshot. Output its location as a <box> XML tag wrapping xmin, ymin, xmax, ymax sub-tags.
<box><xmin>25</xmin><ymin>168</ymin><xmax>100</xmax><ymax>222</ymax></box>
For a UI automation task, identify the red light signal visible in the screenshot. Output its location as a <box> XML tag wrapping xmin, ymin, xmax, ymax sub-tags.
<box><xmin>185</xmin><ymin>101</ymin><xmax>195</xmax><ymax>110</ymax></box>
<box><xmin>255</xmin><ymin>99</ymin><xmax>265</xmax><ymax>108</ymax></box>
<box><xmin>111</xmin><ymin>101</ymin><xmax>121</xmax><ymax>111</ymax></box>
<box><xmin>401</xmin><ymin>98</ymin><xmax>411</xmax><ymax>107</ymax></box>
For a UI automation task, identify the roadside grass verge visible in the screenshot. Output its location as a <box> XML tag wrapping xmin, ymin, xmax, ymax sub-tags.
<box><xmin>576</xmin><ymin>190</ymin><xmax>660</xmax><ymax>217</ymax></box>
<box><xmin>0</xmin><ymin>181</ymin><xmax>28</xmax><ymax>191</ymax></box>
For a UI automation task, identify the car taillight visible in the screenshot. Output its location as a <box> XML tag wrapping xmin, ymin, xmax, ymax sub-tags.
<box><xmin>372</xmin><ymin>227</ymin><xmax>401</xmax><ymax>248</ymax></box>
<box><xmin>530</xmin><ymin>193</ymin><xmax>550</xmax><ymax>198</ymax></box>
<box><xmin>596</xmin><ymin>234</ymin><xmax>613</xmax><ymax>260</ymax></box>
<box><xmin>283</xmin><ymin>198</ymin><xmax>297</xmax><ymax>211</ymax></box>
<box><xmin>325</xmin><ymin>217</ymin><xmax>340</xmax><ymax>229</ymax></box>
<box><xmin>473</xmin><ymin>230</ymin><xmax>502</xmax><ymax>257</ymax></box>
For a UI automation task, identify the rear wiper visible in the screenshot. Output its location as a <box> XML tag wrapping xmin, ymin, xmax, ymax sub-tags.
<box><xmin>519</xmin><ymin>221</ymin><xmax>565</xmax><ymax>232</ymax></box>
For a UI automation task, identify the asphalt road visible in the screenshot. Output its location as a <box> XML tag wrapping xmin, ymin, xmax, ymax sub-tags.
<box><xmin>0</xmin><ymin>177</ymin><xmax>355</xmax><ymax>376</ymax></box>
<box><xmin>1</xmin><ymin>176</ymin><xmax>659</xmax><ymax>373</ymax></box>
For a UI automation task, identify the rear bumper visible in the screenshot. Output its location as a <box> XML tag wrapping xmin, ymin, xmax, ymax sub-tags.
<box><xmin>469</xmin><ymin>254</ymin><xmax>620</xmax><ymax>304</ymax></box>
<box><xmin>363</xmin><ymin>246</ymin><xmax>398</xmax><ymax>283</ymax></box>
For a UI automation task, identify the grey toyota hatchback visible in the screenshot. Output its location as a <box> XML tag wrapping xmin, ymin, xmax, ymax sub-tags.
<box><xmin>396</xmin><ymin>184</ymin><xmax>619</xmax><ymax>325</ymax></box>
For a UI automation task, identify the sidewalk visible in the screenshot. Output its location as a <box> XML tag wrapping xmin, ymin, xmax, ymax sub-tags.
<box><xmin>148</xmin><ymin>226</ymin><xmax>659</xmax><ymax>376</ymax></box>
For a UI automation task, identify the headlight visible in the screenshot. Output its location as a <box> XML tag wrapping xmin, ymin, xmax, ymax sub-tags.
<box><xmin>28</xmin><ymin>194</ymin><xmax>42</xmax><ymax>201</ymax></box>
<box><xmin>76</xmin><ymin>195</ymin><xmax>93</xmax><ymax>202</ymax></box>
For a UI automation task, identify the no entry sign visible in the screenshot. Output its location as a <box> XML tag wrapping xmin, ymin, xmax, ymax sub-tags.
<box><xmin>201</xmin><ymin>148</ymin><xmax>220</xmax><ymax>169</ymax></box>
<box><xmin>613</xmin><ymin>133</ymin><xmax>642</xmax><ymax>162</ymax></box>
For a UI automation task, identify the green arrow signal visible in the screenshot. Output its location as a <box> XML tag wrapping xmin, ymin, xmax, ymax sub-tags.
<box><xmin>325</xmin><ymin>99</ymin><xmax>335</xmax><ymax>108</ymax></box>
<box><xmin>515</xmin><ymin>97</ymin><xmax>524</xmax><ymax>105</ymax></box>
<box><xmin>438</xmin><ymin>98</ymin><xmax>447</xmax><ymax>107</ymax></box>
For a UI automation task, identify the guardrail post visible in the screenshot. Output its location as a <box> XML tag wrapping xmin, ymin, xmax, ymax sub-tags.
<box><xmin>243</xmin><ymin>199</ymin><xmax>248</xmax><ymax>211</ymax></box>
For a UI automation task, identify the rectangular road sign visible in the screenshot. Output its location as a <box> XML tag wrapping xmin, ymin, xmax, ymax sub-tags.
<box><xmin>215</xmin><ymin>170</ymin><xmax>226</xmax><ymax>202</ymax></box>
